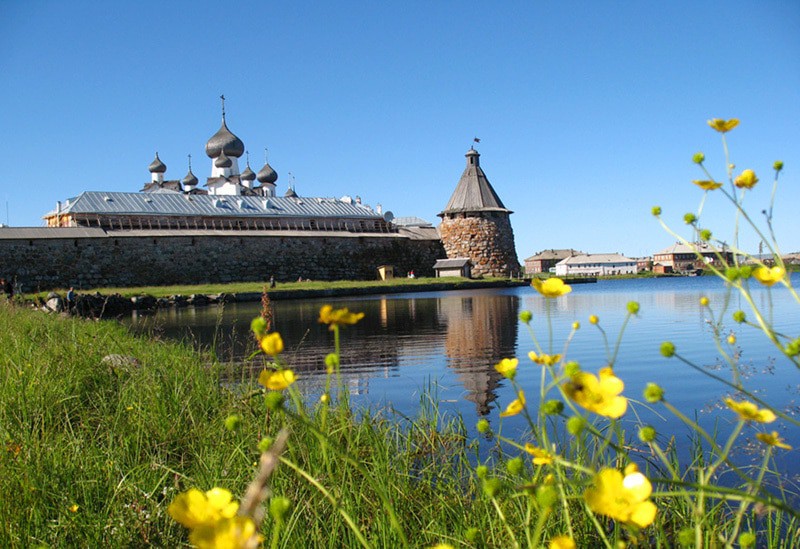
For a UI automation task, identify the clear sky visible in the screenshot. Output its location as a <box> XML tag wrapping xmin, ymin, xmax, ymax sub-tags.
<box><xmin>2</xmin><ymin>1</ymin><xmax>798</xmax><ymax>260</ymax></box>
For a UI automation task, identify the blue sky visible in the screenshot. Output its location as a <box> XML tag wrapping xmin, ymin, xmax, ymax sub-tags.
<box><xmin>2</xmin><ymin>1</ymin><xmax>798</xmax><ymax>259</ymax></box>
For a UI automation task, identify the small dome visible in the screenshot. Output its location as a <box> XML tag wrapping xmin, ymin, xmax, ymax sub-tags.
<box><xmin>257</xmin><ymin>162</ymin><xmax>278</xmax><ymax>184</ymax></box>
<box><xmin>205</xmin><ymin>118</ymin><xmax>245</xmax><ymax>159</ymax></box>
<box><xmin>284</xmin><ymin>187</ymin><xmax>297</xmax><ymax>198</ymax></box>
<box><xmin>149</xmin><ymin>152</ymin><xmax>167</xmax><ymax>173</ymax></box>
<box><xmin>465</xmin><ymin>147</ymin><xmax>479</xmax><ymax>157</ymax></box>
<box><xmin>241</xmin><ymin>164</ymin><xmax>256</xmax><ymax>182</ymax></box>
<box><xmin>215</xmin><ymin>150</ymin><xmax>232</xmax><ymax>168</ymax></box>
<box><xmin>181</xmin><ymin>168</ymin><xmax>198</xmax><ymax>187</ymax></box>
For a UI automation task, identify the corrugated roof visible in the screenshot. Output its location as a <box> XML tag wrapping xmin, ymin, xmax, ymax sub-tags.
<box><xmin>439</xmin><ymin>149</ymin><xmax>511</xmax><ymax>215</ymax></box>
<box><xmin>45</xmin><ymin>191</ymin><xmax>383</xmax><ymax>220</ymax></box>
<box><xmin>556</xmin><ymin>253</ymin><xmax>636</xmax><ymax>265</ymax></box>
<box><xmin>0</xmin><ymin>227</ymin><xmax>108</xmax><ymax>239</ymax></box>
<box><xmin>653</xmin><ymin>242</ymin><xmax>727</xmax><ymax>256</ymax></box>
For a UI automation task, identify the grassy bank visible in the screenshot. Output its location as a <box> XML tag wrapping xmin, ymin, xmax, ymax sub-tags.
<box><xmin>24</xmin><ymin>276</ymin><xmax>523</xmax><ymax>301</ymax></box>
<box><xmin>2</xmin><ymin>297</ymin><xmax>798</xmax><ymax>547</ymax></box>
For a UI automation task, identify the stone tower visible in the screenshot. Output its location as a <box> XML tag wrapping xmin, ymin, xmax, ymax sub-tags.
<box><xmin>438</xmin><ymin>147</ymin><xmax>520</xmax><ymax>278</ymax></box>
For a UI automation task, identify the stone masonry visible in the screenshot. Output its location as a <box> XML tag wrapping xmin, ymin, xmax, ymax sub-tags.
<box><xmin>439</xmin><ymin>214</ymin><xmax>519</xmax><ymax>278</ymax></box>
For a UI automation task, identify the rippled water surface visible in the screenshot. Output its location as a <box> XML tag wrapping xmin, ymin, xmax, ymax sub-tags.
<box><xmin>126</xmin><ymin>275</ymin><xmax>800</xmax><ymax>473</ymax></box>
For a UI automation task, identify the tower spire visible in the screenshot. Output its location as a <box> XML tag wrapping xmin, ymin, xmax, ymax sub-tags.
<box><xmin>220</xmin><ymin>94</ymin><xmax>226</xmax><ymax>120</ymax></box>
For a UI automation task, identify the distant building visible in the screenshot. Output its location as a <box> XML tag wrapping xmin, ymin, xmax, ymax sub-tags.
<box><xmin>438</xmin><ymin>148</ymin><xmax>520</xmax><ymax>278</ymax></box>
<box><xmin>554</xmin><ymin>253</ymin><xmax>637</xmax><ymax>276</ymax></box>
<box><xmin>652</xmin><ymin>242</ymin><xmax>733</xmax><ymax>273</ymax></box>
<box><xmin>524</xmin><ymin>249</ymin><xmax>583</xmax><ymax>274</ymax></box>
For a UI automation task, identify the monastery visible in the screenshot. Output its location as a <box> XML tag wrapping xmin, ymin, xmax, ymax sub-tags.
<box><xmin>1</xmin><ymin>100</ymin><xmax>519</xmax><ymax>290</ymax></box>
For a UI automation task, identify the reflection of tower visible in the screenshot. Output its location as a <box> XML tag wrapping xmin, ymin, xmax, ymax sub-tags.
<box><xmin>438</xmin><ymin>148</ymin><xmax>521</xmax><ymax>277</ymax></box>
<box><xmin>438</xmin><ymin>293</ymin><xmax>519</xmax><ymax>415</ymax></box>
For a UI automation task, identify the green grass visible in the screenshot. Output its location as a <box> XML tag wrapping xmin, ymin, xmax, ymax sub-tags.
<box><xmin>23</xmin><ymin>276</ymin><xmax>520</xmax><ymax>301</ymax></box>
<box><xmin>1</xmin><ymin>303</ymin><xmax>797</xmax><ymax>548</ymax></box>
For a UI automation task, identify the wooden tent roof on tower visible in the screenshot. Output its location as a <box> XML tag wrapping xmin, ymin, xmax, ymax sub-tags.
<box><xmin>439</xmin><ymin>148</ymin><xmax>512</xmax><ymax>216</ymax></box>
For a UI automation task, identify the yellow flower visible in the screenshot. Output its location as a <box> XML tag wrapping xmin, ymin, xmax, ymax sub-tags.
<box><xmin>707</xmin><ymin>118</ymin><xmax>739</xmax><ymax>133</ymax></box>
<box><xmin>549</xmin><ymin>535</ymin><xmax>577</xmax><ymax>549</ymax></box>
<box><xmin>563</xmin><ymin>367</ymin><xmax>627</xmax><ymax>418</ymax></box>
<box><xmin>699</xmin><ymin>296</ymin><xmax>709</xmax><ymax>306</ymax></box>
<box><xmin>319</xmin><ymin>305</ymin><xmax>365</xmax><ymax>329</ymax></box>
<box><xmin>752</xmin><ymin>265</ymin><xmax>785</xmax><ymax>287</ymax></box>
<box><xmin>259</xmin><ymin>332</ymin><xmax>284</xmax><ymax>356</ymax></box>
<box><xmin>500</xmin><ymin>390</ymin><xmax>526</xmax><ymax>417</ymax></box>
<box><xmin>168</xmin><ymin>487</ymin><xmax>239</xmax><ymax>529</ymax></box>
<box><xmin>69</xmin><ymin>504</ymin><xmax>79</xmax><ymax>513</ymax></box>
<box><xmin>431</xmin><ymin>545</ymin><xmax>455</xmax><ymax>549</ymax></box>
<box><xmin>494</xmin><ymin>357</ymin><xmax>519</xmax><ymax>379</ymax></box>
<box><xmin>528</xmin><ymin>351</ymin><xmax>562</xmax><ymax>366</ymax></box>
<box><xmin>532</xmin><ymin>277</ymin><xmax>572</xmax><ymax>298</ymax></box>
<box><xmin>692</xmin><ymin>180</ymin><xmax>723</xmax><ymax>191</ymax></box>
<box><xmin>524</xmin><ymin>443</ymin><xmax>553</xmax><ymax>465</ymax></box>
<box><xmin>259</xmin><ymin>369</ymin><xmax>296</xmax><ymax>391</ymax></box>
<box><xmin>584</xmin><ymin>464</ymin><xmax>657</xmax><ymax>528</ymax></box>
<box><xmin>589</xmin><ymin>314</ymin><xmax>599</xmax><ymax>324</ymax></box>
<box><xmin>734</xmin><ymin>169</ymin><xmax>759</xmax><ymax>189</ymax></box>
<box><xmin>190</xmin><ymin>516</ymin><xmax>259</xmax><ymax>549</ymax></box>
<box><xmin>724</xmin><ymin>398</ymin><xmax>776</xmax><ymax>423</ymax></box>
<box><xmin>727</xmin><ymin>334</ymin><xmax>736</xmax><ymax>345</ymax></box>
<box><xmin>756</xmin><ymin>431</ymin><xmax>792</xmax><ymax>450</ymax></box>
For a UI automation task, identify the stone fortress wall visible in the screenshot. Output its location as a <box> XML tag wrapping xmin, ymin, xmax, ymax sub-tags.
<box><xmin>0</xmin><ymin>229</ymin><xmax>444</xmax><ymax>292</ymax></box>
<box><xmin>438</xmin><ymin>214</ymin><xmax>519</xmax><ymax>278</ymax></box>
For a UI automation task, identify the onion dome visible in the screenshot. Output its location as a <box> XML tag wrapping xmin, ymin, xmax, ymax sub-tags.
<box><xmin>214</xmin><ymin>150</ymin><xmax>233</xmax><ymax>168</ymax></box>
<box><xmin>181</xmin><ymin>168</ymin><xmax>198</xmax><ymax>187</ymax></box>
<box><xmin>257</xmin><ymin>162</ymin><xmax>278</xmax><ymax>184</ymax></box>
<box><xmin>241</xmin><ymin>164</ymin><xmax>256</xmax><ymax>182</ymax></box>
<box><xmin>148</xmin><ymin>152</ymin><xmax>167</xmax><ymax>173</ymax></box>
<box><xmin>205</xmin><ymin>118</ymin><xmax>245</xmax><ymax>159</ymax></box>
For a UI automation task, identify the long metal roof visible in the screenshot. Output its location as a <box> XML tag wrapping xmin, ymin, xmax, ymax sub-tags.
<box><xmin>45</xmin><ymin>191</ymin><xmax>384</xmax><ymax>220</ymax></box>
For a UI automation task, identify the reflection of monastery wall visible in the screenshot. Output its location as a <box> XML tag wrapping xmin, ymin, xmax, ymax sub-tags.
<box><xmin>0</xmin><ymin>229</ymin><xmax>443</xmax><ymax>290</ymax></box>
<box><xmin>439</xmin><ymin>294</ymin><xmax>519</xmax><ymax>415</ymax></box>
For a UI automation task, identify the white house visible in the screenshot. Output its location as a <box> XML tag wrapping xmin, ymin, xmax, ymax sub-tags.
<box><xmin>554</xmin><ymin>253</ymin><xmax>637</xmax><ymax>276</ymax></box>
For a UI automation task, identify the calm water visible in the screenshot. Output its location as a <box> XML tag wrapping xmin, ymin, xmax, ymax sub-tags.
<box><xmin>126</xmin><ymin>276</ymin><xmax>800</xmax><ymax>473</ymax></box>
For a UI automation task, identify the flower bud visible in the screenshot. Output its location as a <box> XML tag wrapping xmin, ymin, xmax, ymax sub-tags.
<box><xmin>476</xmin><ymin>419</ymin><xmax>491</xmax><ymax>434</ymax></box>
<box><xmin>519</xmin><ymin>310</ymin><xmax>532</xmax><ymax>323</ymax></box>
<box><xmin>258</xmin><ymin>436</ymin><xmax>274</xmax><ymax>453</ymax></box>
<box><xmin>572</xmin><ymin>321</ymin><xmax>580</xmax><ymax>330</ymax></box>
<box><xmin>589</xmin><ymin>314</ymin><xmax>599</xmax><ymax>325</ymax></box>
<box><xmin>250</xmin><ymin>317</ymin><xmax>268</xmax><ymax>339</ymax></box>
<box><xmin>699</xmin><ymin>296</ymin><xmax>709</xmax><ymax>306</ymax></box>
<box><xmin>733</xmin><ymin>310</ymin><xmax>746</xmax><ymax>323</ymax></box>
<box><xmin>566</xmin><ymin>416</ymin><xmax>586</xmax><ymax>435</ymax></box>
<box><xmin>224</xmin><ymin>414</ymin><xmax>243</xmax><ymax>432</ymax></box>
<box><xmin>269</xmin><ymin>496</ymin><xmax>292</xmax><ymax>522</ymax></box>
<box><xmin>699</xmin><ymin>229</ymin><xmax>712</xmax><ymax>241</ymax></box>
<box><xmin>542</xmin><ymin>400</ymin><xmax>564</xmax><ymax>415</ymax></box>
<box><xmin>725</xmin><ymin>266</ymin><xmax>740</xmax><ymax>281</ymax></box>
<box><xmin>692</xmin><ymin>152</ymin><xmax>705</xmax><ymax>164</ymax></box>
<box><xmin>476</xmin><ymin>465</ymin><xmax>489</xmax><ymax>479</ymax></box>
<box><xmin>739</xmin><ymin>265</ymin><xmax>753</xmax><ymax>279</ymax></box>
<box><xmin>564</xmin><ymin>361</ymin><xmax>581</xmax><ymax>377</ymax></box>
<box><xmin>739</xmin><ymin>532</ymin><xmax>756</xmax><ymax>548</ymax></box>
<box><xmin>325</xmin><ymin>353</ymin><xmax>339</xmax><ymax>374</ymax></box>
<box><xmin>678</xmin><ymin>528</ymin><xmax>695</xmax><ymax>546</ymax></box>
<box><xmin>536</xmin><ymin>485</ymin><xmax>558</xmax><ymax>509</ymax></box>
<box><xmin>482</xmin><ymin>478</ymin><xmax>502</xmax><ymax>498</ymax></box>
<box><xmin>784</xmin><ymin>338</ymin><xmax>800</xmax><ymax>357</ymax></box>
<box><xmin>683</xmin><ymin>213</ymin><xmax>697</xmax><ymax>225</ymax></box>
<box><xmin>465</xmin><ymin>527</ymin><xmax>480</xmax><ymax>542</ymax></box>
<box><xmin>660</xmin><ymin>341</ymin><xmax>675</xmax><ymax>358</ymax></box>
<box><xmin>627</xmin><ymin>301</ymin><xmax>640</xmax><ymax>314</ymax></box>
<box><xmin>773</xmin><ymin>160</ymin><xmax>784</xmax><ymax>172</ymax></box>
<box><xmin>651</xmin><ymin>206</ymin><xmax>662</xmax><ymax>216</ymax></box>
<box><xmin>506</xmin><ymin>456</ymin><xmax>524</xmax><ymax>476</ymax></box>
<box><xmin>638</xmin><ymin>426</ymin><xmax>657</xmax><ymax>443</ymax></box>
<box><xmin>643</xmin><ymin>383</ymin><xmax>664</xmax><ymax>403</ymax></box>
<box><xmin>727</xmin><ymin>334</ymin><xmax>736</xmax><ymax>345</ymax></box>
<box><xmin>264</xmin><ymin>391</ymin><xmax>284</xmax><ymax>411</ymax></box>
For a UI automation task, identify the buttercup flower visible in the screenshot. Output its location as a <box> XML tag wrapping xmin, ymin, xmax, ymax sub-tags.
<box><xmin>756</xmin><ymin>431</ymin><xmax>792</xmax><ymax>450</ymax></box>
<box><xmin>707</xmin><ymin>118</ymin><xmax>739</xmax><ymax>133</ymax></box>
<box><xmin>584</xmin><ymin>464</ymin><xmax>657</xmax><ymax>528</ymax></box>
<box><xmin>190</xmin><ymin>516</ymin><xmax>258</xmax><ymax>549</ymax></box>
<box><xmin>494</xmin><ymin>357</ymin><xmax>519</xmax><ymax>379</ymax></box>
<box><xmin>319</xmin><ymin>305</ymin><xmax>365</xmax><ymax>329</ymax></box>
<box><xmin>532</xmin><ymin>278</ymin><xmax>572</xmax><ymax>298</ymax></box>
<box><xmin>752</xmin><ymin>265</ymin><xmax>785</xmax><ymax>287</ymax></box>
<box><xmin>69</xmin><ymin>504</ymin><xmax>79</xmax><ymax>513</ymax></box>
<box><xmin>734</xmin><ymin>169</ymin><xmax>759</xmax><ymax>189</ymax></box>
<box><xmin>692</xmin><ymin>180</ymin><xmax>723</xmax><ymax>191</ymax></box>
<box><xmin>259</xmin><ymin>332</ymin><xmax>284</xmax><ymax>356</ymax></box>
<box><xmin>168</xmin><ymin>487</ymin><xmax>239</xmax><ymax>529</ymax></box>
<box><xmin>499</xmin><ymin>390</ymin><xmax>526</xmax><ymax>417</ymax></box>
<box><xmin>549</xmin><ymin>535</ymin><xmax>576</xmax><ymax>549</ymax></box>
<box><xmin>589</xmin><ymin>315</ymin><xmax>599</xmax><ymax>325</ymax></box>
<box><xmin>524</xmin><ymin>443</ymin><xmax>554</xmax><ymax>465</ymax></box>
<box><xmin>259</xmin><ymin>369</ymin><xmax>296</xmax><ymax>391</ymax></box>
<box><xmin>563</xmin><ymin>367</ymin><xmax>627</xmax><ymax>418</ymax></box>
<box><xmin>724</xmin><ymin>398</ymin><xmax>776</xmax><ymax>423</ymax></box>
<box><xmin>528</xmin><ymin>351</ymin><xmax>562</xmax><ymax>366</ymax></box>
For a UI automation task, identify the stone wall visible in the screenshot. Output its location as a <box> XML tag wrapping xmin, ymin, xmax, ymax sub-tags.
<box><xmin>0</xmin><ymin>230</ymin><xmax>445</xmax><ymax>291</ymax></box>
<box><xmin>438</xmin><ymin>214</ymin><xmax>520</xmax><ymax>278</ymax></box>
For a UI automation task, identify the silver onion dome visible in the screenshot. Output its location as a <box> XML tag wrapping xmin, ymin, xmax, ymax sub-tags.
<box><xmin>241</xmin><ymin>164</ymin><xmax>256</xmax><ymax>182</ymax></box>
<box><xmin>257</xmin><ymin>162</ymin><xmax>278</xmax><ymax>184</ymax></box>
<box><xmin>205</xmin><ymin>118</ymin><xmax>245</xmax><ymax>159</ymax></box>
<box><xmin>181</xmin><ymin>168</ymin><xmax>198</xmax><ymax>187</ymax></box>
<box><xmin>214</xmin><ymin>150</ymin><xmax>233</xmax><ymax>168</ymax></box>
<box><xmin>148</xmin><ymin>152</ymin><xmax>167</xmax><ymax>173</ymax></box>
